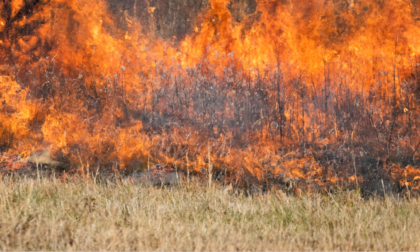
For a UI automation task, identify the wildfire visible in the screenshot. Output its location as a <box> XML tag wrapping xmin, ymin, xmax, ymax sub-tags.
<box><xmin>1</xmin><ymin>0</ymin><xmax>420</xmax><ymax>193</ymax></box>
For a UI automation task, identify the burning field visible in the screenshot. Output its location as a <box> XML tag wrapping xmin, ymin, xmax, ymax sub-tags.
<box><xmin>1</xmin><ymin>0</ymin><xmax>420</xmax><ymax>196</ymax></box>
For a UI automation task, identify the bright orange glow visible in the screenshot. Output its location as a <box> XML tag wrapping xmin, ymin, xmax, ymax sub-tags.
<box><xmin>1</xmin><ymin>0</ymin><xmax>420</xmax><ymax>190</ymax></box>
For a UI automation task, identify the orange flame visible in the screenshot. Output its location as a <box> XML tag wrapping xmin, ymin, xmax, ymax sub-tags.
<box><xmin>1</xmin><ymin>0</ymin><xmax>420</xmax><ymax>189</ymax></box>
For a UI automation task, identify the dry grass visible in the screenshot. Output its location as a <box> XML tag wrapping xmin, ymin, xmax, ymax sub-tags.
<box><xmin>0</xmin><ymin>176</ymin><xmax>419</xmax><ymax>251</ymax></box>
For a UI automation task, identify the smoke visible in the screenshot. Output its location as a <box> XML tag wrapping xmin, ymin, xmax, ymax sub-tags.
<box><xmin>23</xmin><ymin>149</ymin><xmax>59</xmax><ymax>166</ymax></box>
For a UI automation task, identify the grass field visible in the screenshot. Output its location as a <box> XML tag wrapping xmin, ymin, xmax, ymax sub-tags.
<box><xmin>0</xmin><ymin>176</ymin><xmax>419</xmax><ymax>251</ymax></box>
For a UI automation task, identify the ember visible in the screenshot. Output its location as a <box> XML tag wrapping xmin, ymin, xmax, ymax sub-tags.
<box><xmin>1</xmin><ymin>0</ymin><xmax>420</xmax><ymax>195</ymax></box>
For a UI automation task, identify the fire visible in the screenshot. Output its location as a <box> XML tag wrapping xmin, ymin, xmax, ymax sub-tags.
<box><xmin>1</xmin><ymin>0</ymin><xmax>420</xmax><ymax>192</ymax></box>
<box><xmin>0</xmin><ymin>76</ymin><xmax>37</xmax><ymax>156</ymax></box>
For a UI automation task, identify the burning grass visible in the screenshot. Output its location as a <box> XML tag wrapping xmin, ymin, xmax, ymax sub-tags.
<box><xmin>0</xmin><ymin>175</ymin><xmax>419</xmax><ymax>251</ymax></box>
<box><xmin>3</xmin><ymin>0</ymin><xmax>420</xmax><ymax>248</ymax></box>
<box><xmin>2</xmin><ymin>0</ymin><xmax>420</xmax><ymax>196</ymax></box>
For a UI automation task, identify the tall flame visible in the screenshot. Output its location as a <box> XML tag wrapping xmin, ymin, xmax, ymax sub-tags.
<box><xmin>1</xmin><ymin>0</ymin><xmax>420</xmax><ymax>189</ymax></box>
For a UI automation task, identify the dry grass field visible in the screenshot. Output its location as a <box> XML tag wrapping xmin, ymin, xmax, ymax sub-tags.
<box><xmin>0</xmin><ymin>176</ymin><xmax>419</xmax><ymax>251</ymax></box>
